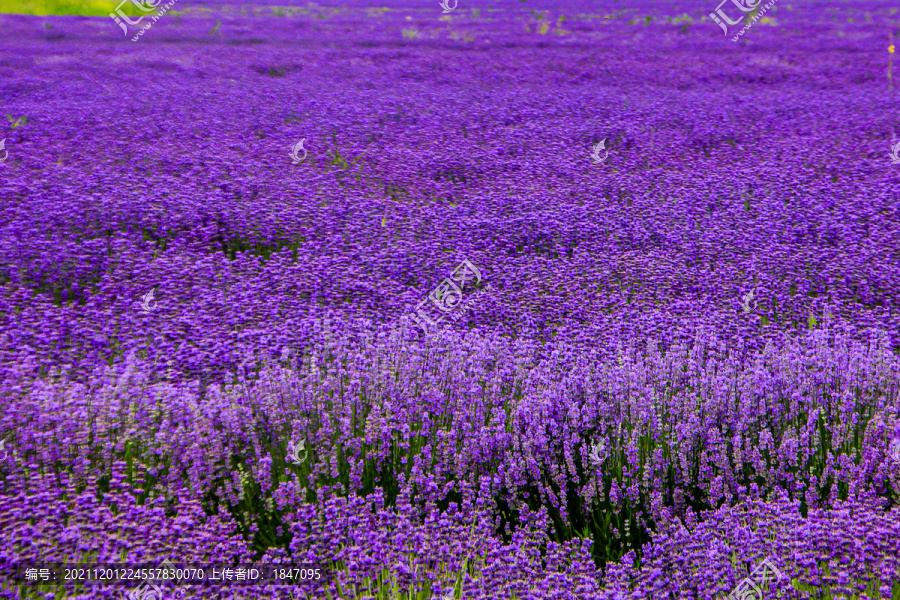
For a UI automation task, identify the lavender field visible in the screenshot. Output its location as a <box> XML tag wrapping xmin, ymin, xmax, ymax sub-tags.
<box><xmin>1</xmin><ymin>0</ymin><xmax>900</xmax><ymax>598</ymax></box>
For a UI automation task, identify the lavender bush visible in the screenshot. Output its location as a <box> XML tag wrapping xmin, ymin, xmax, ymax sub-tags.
<box><xmin>1</xmin><ymin>0</ymin><xmax>899</xmax><ymax>598</ymax></box>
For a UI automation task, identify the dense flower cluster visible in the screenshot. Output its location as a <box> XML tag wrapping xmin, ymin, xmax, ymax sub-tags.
<box><xmin>1</xmin><ymin>1</ymin><xmax>899</xmax><ymax>598</ymax></box>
